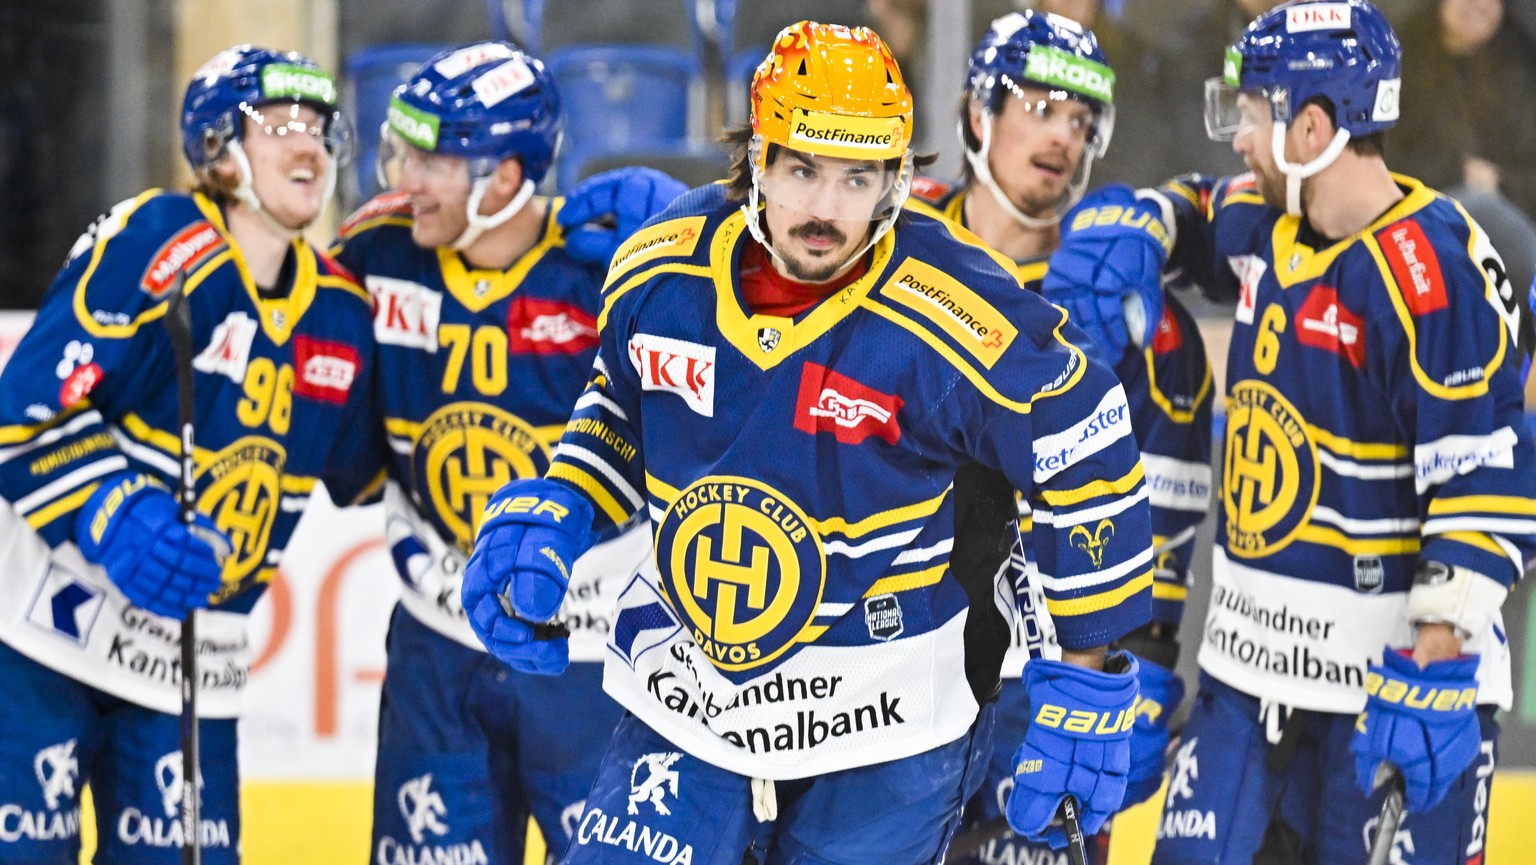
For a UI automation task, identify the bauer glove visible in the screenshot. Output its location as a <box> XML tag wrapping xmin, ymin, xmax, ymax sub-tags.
<box><xmin>1351</xmin><ymin>649</ymin><xmax>1480</xmax><ymax>811</ymax></box>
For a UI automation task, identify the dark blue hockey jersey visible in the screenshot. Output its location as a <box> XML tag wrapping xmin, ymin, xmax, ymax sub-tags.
<box><xmin>1157</xmin><ymin>172</ymin><xmax>1536</xmax><ymax>712</ymax></box>
<box><xmin>0</xmin><ymin>190</ymin><xmax>385</xmax><ymax>717</ymax></box>
<box><xmin>552</xmin><ymin>184</ymin><xmax>1154</xmax><ymax>778</ymax></box>
<box><xmin>331</xmin><ymin>192</ymin><xmax>650</xmax><ymax>656</ymax></box>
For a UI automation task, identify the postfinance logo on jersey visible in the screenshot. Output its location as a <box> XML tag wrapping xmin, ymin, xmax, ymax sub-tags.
<box><xmin>415</xmin><ymin>403</ymin><xmax>550</xmax><ymax>554</ymax></box>
<box><xmin>879</xmin><ymin>258</ymin><xmax>1016</xmax><ymax>368</ymax></box>
<box><xmin>1223</xmin><ymin>380</ymin><xmax>1319</xmax><ymax>559</ymax></box>
<box><xmin>655</xmin><ymin>477</ymin><xmax>826</xmax><ymax>671</ymax></box>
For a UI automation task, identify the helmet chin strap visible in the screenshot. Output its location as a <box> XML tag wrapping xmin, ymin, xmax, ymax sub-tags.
<box><xmin>452</xmin><ymin>177</ymin><xmax>535</xmax><ymax>251</ymax></box>
<box><xmin>225</xmin><ymin>140</ymin><xmax>335</xmax><ymax>240</ymax></box>
<box><xmin>1270</xmin><ymin>121</ymin><xmax>1351</xmax><ymax>217</ymax></box>
<box><xmin>962</xmin><ymin>113</ymin><xmax>1094</xmax><ymax>230</ymax></box>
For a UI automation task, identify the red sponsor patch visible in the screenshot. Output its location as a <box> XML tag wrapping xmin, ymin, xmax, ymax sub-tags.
<box><xmin>1151</xmin><ymin>307</ymin><xmax>1183</xmax><ymax>354</ymax></box>
<box><xmin>292</xmin><ymin>336</ymin><xmax>359</xmax><ymax>403</ymax></box>
<box><xmin>793</xmin><ymin>362</ymin><xmax>903</xmax><ymax>445</ymax></box>
<box><xmin>140</xmin><ymin>222</ymin><xmax>224</xmax><ymax>298</ymax></box>
<box><xmin>1296</xmin><ymin>285</ymin><xmax>1365</xmax><ymax>368</ymax></box>
<box><xmin>1377</xmin><ymin>219</ymin><xmax>1447</xmax><ymax>316</ymax></box>
<box><xmin>338</xmin><ymin>190</ymin><xmax>412</xmax><ymax>237</ymax></box>
<box><xmin>59</xmin><ymin>363</ymin><xmax>103</xmax><ymax>408</ymax></box>
<box><xmin>506</xmin><ymin>297</ymin><xmax>599</xmax><ymax>354</ymax></box>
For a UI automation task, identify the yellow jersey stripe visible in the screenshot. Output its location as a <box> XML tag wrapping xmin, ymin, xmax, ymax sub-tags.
<box><xmin>1306</xmin><ymin>425</ymin><xmax>1408</xmax><ymax>461</ymax></box>
<box><xmin>548</xmin><ymin>463</ymin><xmax>630</xmax><ymax>526</ymax></box>
<box><xmin>1047</xmin><ymin>569</ymin><xmax>1154</xmax><ymax>618</ymax></box>
<box><xmin>385</xmin><ymin>417</ymin><xmax>422</xmax><ymax>440</ymax></box>
<box><xmin>813</xmin><ymin>489</ymin><xmax>951</xmax><ymax>539</ymax></box>
<box><xmin>25</xmin><ymin>482</ymin><xmax>101</xmax><ymax>531</ymax></box>
<box><xmin>1428</xmin><ymin>495</ymin><xmax>1536</xmax><ymax>517</ymax></box>
<box><xmin>1152</xmin><ymin>582</ymin><xmax>1189</xmax><ymax>602</ymax></box>
<box><xmin>1439</xmin><ymin>531</ymin><xmax>1509</xmax><ymax>557</ymax></box>
<box><xmin>864</xmin><ymin>564</ymin><xmax>947</xmax><ymax>598</ymax></box>
<box><xmin>280</xmin><ymin>475</ymin><xmax>318</xmax><ymax>495</ymax></box>
<box><xmin>1040</xmin><ymin>463</ymin><xmax>1145</xmax><ymax>508</ymax></box>
<box><xmin>1297</xmin><ymin>525</ymin><xmax>1421</xmax><ymax>556</ymax></box>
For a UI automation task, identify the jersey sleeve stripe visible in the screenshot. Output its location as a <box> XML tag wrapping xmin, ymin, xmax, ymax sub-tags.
<box><xmin>1152</xmin><ymin>582</ymin><xmax>1188</xmax><ymax>601</ymax></box>
<box><xmin>0</xmin><ymin>409</ymin><xmax>101</xmax><ymax>456</ymax></box>
<box><xmin>1307</xmin><ymin>425</ymin><xmax>1409</xmax><ymax>460</ymax></box>
<box><xmin>1428</xmin><ymin>495</ymin><xmax>1536</xmax><ymax>517</ymax></box>
<box><xmin>1423</xmin><ymin>516</ymin><xmax>1536</xmax><ymax>537</ymax></box>
<box><xmin>1438</xmin><ymin>530</ymin><xmax>1510</xmax><ymax>557</ymax></box>
<box><xmin>864</xmin><ymin>563</ymin><xmax>947</xmax><ymax>597</ymax></box>
<box><xmin>553</xmin><ymin>442</ymin><xmax>644</xmax><ymax>509</ymax></box>
<box><xmin>24</xmin><ymin>481</ymin><xmax>103</xmax><ymax>531</ymax></box>
<box><xmin>13</xmin><ymin>456</ymin><xmax>127</xmax><ymax>514</ymax></box>
<box><xmin>548</xmin><ymin>463</ymin><xmax>631</xmax><ymax>526</ymax></box>
<box><xmin>811</xmin><ymin>487</ymin><xmax>952</xmax><ymax>539</ymax></box>
<box><xmin>1039</xmin><ymin>546</ymin><xmax>1155</xmax><ymax>592</ymax></box>
<box><xmin>1039</xmin><ymin>462</ymin><xmax>1144</xmax><ymax>508</ymax></box>
<box><xmin>1034</xmin><ymin>486</ymin><xmax>1149</xmax><ymax>529</ymax></box>
<box><xmin>1294</xmin><ymin>525</ymin><xmax>1420</xmax><ymax>557</ymax></box>
<box><xmin>574</xmin><ymin>389</ymin><xmax>630</xmax><ymax>423</ymax></box>
<box><xmin>1045</xmin><ymin>569</ymin><xmax>1153</xmax><ymax>618</ymax></box>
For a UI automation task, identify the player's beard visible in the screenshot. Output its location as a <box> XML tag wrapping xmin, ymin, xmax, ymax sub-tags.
<box><xmin>782</xmin><ymin>220</ymin><xmax>853</xmax><ymax>283</ymax></box>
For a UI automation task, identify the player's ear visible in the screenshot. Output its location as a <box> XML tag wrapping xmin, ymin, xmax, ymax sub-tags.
<box><xmin>1299</xmin><ymin>102</ymin><xmax>1334</xmax><ymax>153</ymax></box>
<box><xmin>492</xmin><ymin>157</ymin><xmax>526</xmax><ymax>197</ymax></box>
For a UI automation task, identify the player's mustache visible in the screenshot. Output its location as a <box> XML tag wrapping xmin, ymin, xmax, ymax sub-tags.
<box><xmin>790</xmin><ymin>221</ymin><xmax>846</xmax><ymax>245</ymax></box>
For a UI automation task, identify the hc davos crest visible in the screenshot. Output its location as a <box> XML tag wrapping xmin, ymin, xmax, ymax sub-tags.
<box><xmin>757</xmin><ymin>327</ymin><xmax>781</xmax><ymax>353</ymax></box>
<box><xmin>1070</xmin><ymin>519</ymin><xmax>1115</xmax><ymax>568</ymax></box>
<box><xmin>413</xmin><ymin>402</ymin><xmax>551</xmax><ymax>555</ymax></box>
<box><xmin>1223</xmin><ymin>380</ymin><xmax>1320</xmax><ymax>558</ymax></box>
<box><xmin>628</xmin><ymin>752</ymin><xmax>682</xmax><ymax>816</ymax></box>
<box><xmin>654</xmin><ymin>476</ymin><xmax>827</xmax><ymax>671</ymax></box>
<box><xmin>398</xmin><ymin>774</ymin><xmax>449</xmax><ymax>844</ymax></box>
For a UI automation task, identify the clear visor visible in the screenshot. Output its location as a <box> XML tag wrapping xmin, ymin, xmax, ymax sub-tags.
<box><xmin>1204</xmin><ymin>79</ymin><xmax>1285</xmax><ymax>142</ymax></box>
<box><xmin>752</xmin><ymin>138</ymin><xmax>910</xmax><ymax>223</ymax></box>
<box><xmin>376</xmin><ymin>126</ymin><xmax>489</xmax><ymax>191</ymax></box>
<box><xmin>999</xmin><ymin>79</ymin><xmax>1116</xmax><ymax>159</ymax></box>
<box><xmin>242</xmin><ymin>102</ymin><xmax>352</xmax><ymax>164</ymax></box>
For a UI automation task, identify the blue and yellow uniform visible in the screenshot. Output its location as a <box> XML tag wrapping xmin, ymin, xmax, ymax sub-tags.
<box><xmin>330</xmin><ymin>192</ymin><xmax>643</xmax><ymax>863</ymax></box>
<box><xmin>0</xmin><ymin>189</ymin><xmax>383</xmax><ymax>862</ymax></box>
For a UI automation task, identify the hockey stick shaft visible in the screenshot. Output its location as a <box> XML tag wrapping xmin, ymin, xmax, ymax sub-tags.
<box><xmin>163</xmin><ymin>270</ymin><xmax>201</xmax><ymax>865</ymax></box>
<box><xmin>1365</xmin><ymin>764</ymin><xmax>1405</xmax><ymax>865</ymax></box>
<box><xmin>945</xmin><ymin>798</ymin><xmax>1090</xmax><ymax>862</ymax></box>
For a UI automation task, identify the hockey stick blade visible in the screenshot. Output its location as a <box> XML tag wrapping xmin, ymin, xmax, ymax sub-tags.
<box><xmin>1366</xmin><ymin>764</ymin><xmax>1406</xmax><ymax>865</ymax></box>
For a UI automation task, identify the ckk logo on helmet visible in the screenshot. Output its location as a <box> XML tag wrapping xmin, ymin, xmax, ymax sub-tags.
<box><xmin>398</xmin><ymin>774</ymin><xmax>449</xmax><ymax>844</ymax></box>
<box><xmin>1223</xmin><ymin>381</ymin><xmax>1319</xmax><ymax>559</ymax></box>
<box><xmin>34</xmin><ymin>740</ymin><xmax>78</xmax><ymax>811</ymax></box>
<box><xmin>471</xmin><ymin>58</ymin><xmax>535</xmax><ymax>108</ymax></box>
<box><xmin>388</xmin><ymin>97</ymin><xmax>440</xmax><ymax>151</ymax></box>
<box><xmin>1296</xmin><ymin>286</ymin><xmax>1365</xmax><ymax>368</ymax></box>
<box><xmin>1069</xmin><ymin>519</ymin><xmax>1115</xmax><ymax>568</ymax></box>
<box><xmin>627</xmin><ymin>753</ymin><xmax>682</xmax><ymax>816</ymax></box>
<box><xmin>793</xmin><ymin>362</ymin><xmax>903</xmax><ymax>445</ymax></box>
<box><xmin>193</xmin><ymin>312</ymin><xmax>258</xmax><ymax>382</ymax></box>
<box><xmin>629</xmin><ymin>333</ymin><xmax>716</xmax><ymax>417</ymax></box>
<box><xmin>140</xmin><ymin>222</ymin><xmax>225</xmax><ymax>298</ymax></box>
<box><xmin>1286</xmin><ymin>2</ymin><xmax>1351</xmax><ymax>32</ymax></box>
<box><xmin>261</xmin><ymin>64</ymin><xmax>337</xmax><ymax>105</ymax></box>
<box><xmin>1377</xmin><ymin>219</ymin><xmax>1447</xmax><ymax>316</ymax></box>
<box><xmin>1023</xmin><ymin>44</ymin><xmax>1115</xmax><ymax>104</ymax></box>
<box><xmin>371</xmin><ymin>275</ymin><xmax>443</xmax><ymax>351</ymax></box>
<box><xmin>292</xmin><ymin>336</ymin><xmax>359</xmax><ymax>403</ymax></box>
<box><xmin>655</xmin><ymin>476</ymin><xmax>826</xmax><ymax>670</ymax></box>
<box><xmin>432</xmin><ymin>42</ymin><xmax>515</xmax><ymax>80</ymax></box>
<box><xmin>507</xmin><ymin>297</ymin><xmax>599</xmax><ymax>354</ymax></box>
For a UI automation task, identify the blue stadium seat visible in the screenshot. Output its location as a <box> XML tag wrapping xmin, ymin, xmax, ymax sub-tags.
<box><xmin>544</xmin><ymin>44</ymin><xmax>700</xmax><ymax>193</ymax></box>
<box><xmin>342</xmin><ymin>43</ymin><xmax>442</xmax><ymax>207</ymax></box>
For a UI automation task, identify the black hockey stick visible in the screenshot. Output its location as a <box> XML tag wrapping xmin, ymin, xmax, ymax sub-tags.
<box><xmin>1365</xmin><ymin>764</ymin><xmax>1406</xmax><ymax>865</ymax></box>
<box><xmin>946</xmin><ymin>798</ymin><xmax>1089</xmax><ymax>864</ymax></box>
<box><xmin>163</xmin><ymin>269</ymin><xmax>202</xmax><ymax>865</ymax></box>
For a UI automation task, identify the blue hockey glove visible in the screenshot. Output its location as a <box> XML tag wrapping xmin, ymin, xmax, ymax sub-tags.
<box><xmin>1123</xmin><ymin>658</ymin><xmax>1185</xmax><ymax>809</ymax></box>
<box><xmin>1008</xmin><ymin>653</ymin><xmax>1139</xmax><ymax>848</ymax></box>
<box><xmin>558</xmin><ymin>167</ymin><xmax>688</xmax><ymax>265</ymax></box>
<box><xmin>75</xmin><ymin>473</ymin><xmax>229</xmax><ymax>620</ymax></box>
<box><xmin>1351</xmin><ymin>649</ymin><xmax>1481</xmax><ymax>812</ymax></box>
<box><xmin>463</xmin><ymin>478</ymin><xmax>594</xmax><ymax>675</ymax></box>
<box><xmin>1041</xmin><ymin>184</ymin><xmax>1170</xmax><ymax>364</ymax></box>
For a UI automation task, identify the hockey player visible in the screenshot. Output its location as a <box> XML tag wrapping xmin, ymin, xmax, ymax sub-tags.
<box><xmin>909</xmin><ymin>12</ymin><xmax>1213</xmax><ymax>864</ymax></box>
<box><xmin>0</xmin><ymin>46</ymin><xmax>383</xmax><ymax>864</ymax></box>
<box><xmin>462</xmin><ymin>20</ymin><xmax>1156</xmax><ymax>864</ymax></box>
<box><xmin>329</xmin><ymin>41</ymin><xmax>686</xmax><ymax>864</ymax></box>
<box><xmin>1040</xmin><ymin>2</ymin><xmax>1536</xmax><ymax>862</ymax></box>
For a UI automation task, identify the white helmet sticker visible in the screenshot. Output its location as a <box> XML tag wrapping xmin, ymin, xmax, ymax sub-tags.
<box><xmin>472</xmin><ymin>58</ymin><xmax>535</xmax><ymax>108</ymax></box>
<box><xmin>1286</xmin><ymin>3</ymin><xmax>1352</xmax><ymax>32</ymax></box>
<box><xmin>433</xmin><ymin>43</ymin><xmax>516</xmax><ymax>80</ymax></box>
<box><xmin>1372</xmin><ymin>78</ymin><xmax>1401</xmax><ymax>122</ymax></box>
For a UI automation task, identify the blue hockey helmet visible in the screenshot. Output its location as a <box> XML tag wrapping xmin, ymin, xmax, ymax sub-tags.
<box><xmin>963</xmin><ymin>10</ymin><xmax>1116</xmax><ymax>227</ymax></box>
<box><xmin>181</xmin><ymin>45</ymin><xmax>347</xmax><ymax>172</ymax></box>
<box><xmin>1207</xmin><ymin>0</ymin><xmax>1401</xmax><ymax>141</ymax></box>
<box><xmin>385</xmin><ymin>41</ymin><xmax>561</xmax><ymax>185</ymax></box>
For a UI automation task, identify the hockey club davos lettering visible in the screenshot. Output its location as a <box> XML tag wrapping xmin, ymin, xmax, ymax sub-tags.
<box><xmin>1223</xmin><ymin>381</ymin><xmax>1319</xmax><ymax>559</ymax></box>
<box><xmin>1151</xmin><ymin>306</ymin><xmax>1183</xmax><ymax>355</ymax></box>
<box><xmin>415</xmin><ymin>403</ymin><xmax>551</xmax><ymax>555</ymax></box>
<box><xmin>292</xmin><ymin>336</ymin><xmax>359</xmax><ymax>403</ymax></box>
<box><xmin>198</xmin><ymin>436</ymin><xmax>285</xmax><ymax>597</ymax></box>
<box><xmin>116</xmin><ymin>751</ymin><xmax>230</xmax><ymax>851</ymax></box>
<box><xmin>1228</xmin><ymin>254</ymin><xmax>1266</xmax><ymax>325</ymax></box>
<box><xmin>0</xmin><ymin>740</ymin><xmax>81</xmax><ymax>843</ymax></box>
<box><xmin>629</xmin><ymin>334</ymin><xmax>715</xmax><ymax>417</ymax></box>
<box><xmin>787</xmin><ymin>108</ymin><xmax>905</xmax><ymax>160</ymax></box>
<box><xmin>193</xmin><ymin>312</ymin><xmax>258</xmax><ymax>382</ymax></box>
<box><xmin>374</xmin><ymin>774</ymin><xmax>489</xmax><ymax>865</ymax></box>
<box><xmin>506</xmin><ymin>297</ymin><xmax>599</xmax><ymax>354</ymax></box>
<box><xmin>606</xmin><ymin>217</ymin><xmax>707</xmax><ymax>281</ymax></box>
<box><xmin>140</xmin><ymin>222</ymin><xmax>224</xmax><ymax>298</ymax></box>
<box><xmin>879</xmin><ymin>258</ymin><xmax>1017</xmax><ymax>367</ymax></box>
<box><xmin>793</xmin><ymin>362</ymin><xmax>903</xmax><ymax>445</ymax></box>
<box><xmin>371</xmin><ymin>275</ymin><xmax>444</xmax><ymax>351</ymax></box>
<box><xmin>1377</xmin><ymin>219</ymin><xmax>1448</xmax><ymax>316</ymax></box>
<box><xmin>470</xmin><ymin>57</ymin><xmax>534</xmax><ymax>108</ymax></box>
<box><xmin>1295</xmin><ymin>286</ymin><xmax>1365</xmax><ymax>368</ymax></box>
<box><xmin>1286</xmin><ymin>2</ymin><xmax>1350</xmax><ymax>32</ymax></box>
<box><xmin>654</xmin><ymin>477</ymin><xmax>826</xmax><ymax>671</ymax></box>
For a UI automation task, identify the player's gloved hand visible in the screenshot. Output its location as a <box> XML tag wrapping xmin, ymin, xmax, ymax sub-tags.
<box><xmin>1351</xmin><ymin>648</ymin><xmax>1481</xmax><ymax>811</ymax></box>
<box><xmin>1123</xmin><ymin>658</ymin><xmax>1185</xmax><ymax>809</ymax></box>
<box><xmin>463</xmin><ymin>478</ymin><xmax>594</xmax><ymax>676</ymax></box>
<box><xmin>74</xmin><ymin>472</ymin><xmax>229</xmax><ymax>620</ymax></box>
<box><xmin>558</xmin><ymin>167</ymin><xmax>688</xmax><ymax>265</ymax></box>
<box><xmin>1041</xmin><ymin>184</ymin><xmax>1171</xmax><ymax>364</ymax></box>
<box><xmin>1007</xmin><ymin>653</ymin><xmax>1139</xmax><ymax>848</ymax></box>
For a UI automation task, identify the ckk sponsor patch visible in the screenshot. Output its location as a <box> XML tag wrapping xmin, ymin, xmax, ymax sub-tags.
<box><xmin>878</xmin><ymin>257</ymin><xmax>1016</xmax><ymax>367</ymax></box>
<box><xmin>793</xmin><ymin>362</ymin><xmax>902</xmax><ymax>445</ymax></box>
<box><xmin>1378</xmin><ymin>219</ymin><xmax>1447</xmax><ymax>316</ymax></box>
<box><xmin>506</xmin><ymin>297</ymin><xmax>599</xmax><ymax>354</ymax></box>
<box><xmin>1286</xmin><ymin>2</ymin><xmax>1351</xmax><ymax>32</ymax></box>
<box><xmin>292</xmin><ymin>336</ymin><xmax>359</xmax><ymax>403</ymax></box>
<box><xmin>432</xmin><ymin>42</ymin><xmax>515</xmax><ymax>80</ymax></box>
<box><xmin>193</xmin><ymin>312</ymin><xmax>258</xmax><ymax>382</ymax></box>
<box><xmin>471</xmin><ymin>57</ymin><xmax>534</xmax><ymax>108</ymax></box>
<box><xmin>140</xmin><ymin>222</ymin><xmax>224</xmax><ymax>298</ymax></box>
<box><xmin>606</xmin><ymin>217</ymin><xmax>707</xmax><ymax>282</ymax></box>
<box><xmin>370</xmin><ymin>276</ymin><xmax>443</xmax><ymax>351</ymax></box>
<box><xmin>1295</xmin><ymin>285</ymin><xmax>1365</xmax><ymax>367</ymax></box>
<box><xmin>629</xmin><ymin>333</ymin><xmax>715</xmax><ymax>417</ymax></box>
